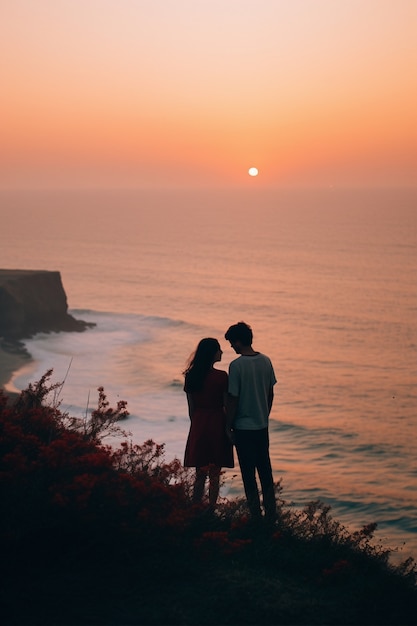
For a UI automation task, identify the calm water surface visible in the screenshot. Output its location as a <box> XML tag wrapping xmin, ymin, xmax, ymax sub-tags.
<box><xmin>1</xmin><ymin>187</ymin><xmax>416</xmax><ymax>561</ymax></box>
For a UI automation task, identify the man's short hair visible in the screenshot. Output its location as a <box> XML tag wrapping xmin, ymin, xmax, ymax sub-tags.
<box><xmin>225</xmin><ymin>322</ymin><xmax>253</xmax><ymax>346</ymax></box>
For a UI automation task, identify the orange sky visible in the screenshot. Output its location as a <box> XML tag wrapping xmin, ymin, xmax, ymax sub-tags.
<box><xmin>1</xmin><ymin>0</ymin><xmax>416</xmax><ymax>189</ymax></box>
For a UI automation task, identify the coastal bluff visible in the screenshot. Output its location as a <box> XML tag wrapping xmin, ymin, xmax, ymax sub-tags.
<box><xmin>0</xmin><ymin>269</ymin><xmax>92</xmax><ymax>340</ymax></box>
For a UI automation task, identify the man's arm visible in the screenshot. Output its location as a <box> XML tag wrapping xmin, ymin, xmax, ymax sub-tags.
<box><xmin>268</xmin><ymin>387</ymin><xmax>274</xmax><ymax>414</ymax></box>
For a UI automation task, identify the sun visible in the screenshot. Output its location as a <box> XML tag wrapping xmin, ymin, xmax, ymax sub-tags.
<box><xmin>248</xmin><ymin>167</ymin><xmax>259</xmax><ymax>177</ymax></box>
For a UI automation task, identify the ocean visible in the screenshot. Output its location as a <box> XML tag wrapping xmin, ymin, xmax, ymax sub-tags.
<box><xmin>1</xmin><ymin>186</ymin><xmax>416</xmax><ymax>562</ymax></box>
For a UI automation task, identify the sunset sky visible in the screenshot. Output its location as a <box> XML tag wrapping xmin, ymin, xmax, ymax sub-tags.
<box><xmin>1</xmin><ymin>0</ymin><xmax>416</xmax><ymax>189</ymax></box>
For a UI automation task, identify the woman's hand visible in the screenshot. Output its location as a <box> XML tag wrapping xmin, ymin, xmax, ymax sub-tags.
<box><xmin>226</xmin><ymin>427</ymin><xmax>235</xmax><ymax>444</ymax></box>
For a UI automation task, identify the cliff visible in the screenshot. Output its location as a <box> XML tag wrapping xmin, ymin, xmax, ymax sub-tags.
<box><xmin>0</xmin><ymin>269</ymin><xmax>93</xmax><ymax>341</ymax></box>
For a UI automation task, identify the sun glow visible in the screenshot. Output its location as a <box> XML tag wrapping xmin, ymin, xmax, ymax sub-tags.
<box><xmin>1</xmin><ymin>2</ymin><xmax>416</xmax><ymax>189</ymax></box>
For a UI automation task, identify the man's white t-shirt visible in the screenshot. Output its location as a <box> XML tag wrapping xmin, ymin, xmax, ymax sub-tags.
<box><xmin>228</xmin><ymin>353</ymin><xmax>277</xmax><ymax>430</ymax></box>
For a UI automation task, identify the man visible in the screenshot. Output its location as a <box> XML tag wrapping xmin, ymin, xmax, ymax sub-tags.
<box><xmin>225</xmin><ymin>322</ymin><xmax>277</xmax><ymax>522</ymax></box>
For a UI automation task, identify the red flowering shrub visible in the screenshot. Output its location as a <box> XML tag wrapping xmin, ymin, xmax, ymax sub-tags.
<box><xmin>0</xmin><ymin>373</ymin><xmax>195</xmax><ymax>559</ymax></box>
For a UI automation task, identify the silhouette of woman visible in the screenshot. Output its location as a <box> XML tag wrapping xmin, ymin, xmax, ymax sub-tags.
<box><xmin>183</xmin><ymin>338</ymin><xmax>234</xmax><ymax>507</ymax></box>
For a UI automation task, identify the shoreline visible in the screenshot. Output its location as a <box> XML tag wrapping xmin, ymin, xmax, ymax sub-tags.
<box><xmin>0</xmin><ymin>340</ymin><xmax>31</xmax><ymax>400</ymax></box>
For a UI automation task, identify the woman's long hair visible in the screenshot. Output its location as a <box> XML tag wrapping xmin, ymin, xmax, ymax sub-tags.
<box><xmin>183</xmin><ymin>338</ymin><xmax>220</xmax><ymax>393</ymax></box>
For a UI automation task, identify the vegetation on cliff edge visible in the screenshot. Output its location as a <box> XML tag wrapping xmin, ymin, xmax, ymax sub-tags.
<box><xmin>1</xmin><ymin>372</ymin><xmax>416</xmax><ymax>625</ymax></box>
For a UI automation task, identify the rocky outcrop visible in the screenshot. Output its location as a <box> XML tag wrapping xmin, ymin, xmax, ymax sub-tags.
<box><xmin>0</xmin><ymin>270</ymin><xmax>93</xmax><ymax>340</ymax></box>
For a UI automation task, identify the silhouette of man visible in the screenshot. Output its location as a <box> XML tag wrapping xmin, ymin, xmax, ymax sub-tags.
<box><xmin>225</xmin><ymin>322</ymin><xmax>277</xmax><ymax>522</ymax></box>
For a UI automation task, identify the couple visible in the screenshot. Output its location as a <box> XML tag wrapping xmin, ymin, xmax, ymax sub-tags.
<box><xmin>183</xmin><ymin>321</ymin><xmax>277</xmax><ymax>522</ymax></box>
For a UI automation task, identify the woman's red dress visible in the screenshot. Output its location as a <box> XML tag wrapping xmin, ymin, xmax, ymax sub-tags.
<box><xmin>184</xmin><ymin>368</ymin><xmax>234</xmax><ymax>468</ymax></box>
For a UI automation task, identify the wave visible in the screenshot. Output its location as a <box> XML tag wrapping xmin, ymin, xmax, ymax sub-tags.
<box><xmin>71</xmin><ymin>308</ymin><xmax>194</xmax><ymax>327</ymax></box>
<box><xmin>271</xmin><ymin>419</ymin><xmax>405</xmax><ymax>457</ymax></box>
<box><xmin>69</xmin><ymin>309</ymin><xmax>193</xmax><ymax>340</ymax></box>
<box><xmin>10</xmin><ymin>309</ymin><xmax>193</xmax><ymax>405</ymax></box>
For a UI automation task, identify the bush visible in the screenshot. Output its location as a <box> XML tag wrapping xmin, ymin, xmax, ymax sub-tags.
<box><xmin>0</xmin><ymin>372</ymin><xmax>195</xmax><ymax>561</ymax></box>
<box><xmin>1</xmin><ymin>372</ymin><xmax>416</xmax><ymax>625</ymax></box>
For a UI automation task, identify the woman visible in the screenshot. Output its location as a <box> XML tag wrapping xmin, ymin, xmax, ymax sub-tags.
<box><xmin>183</xmin><ymin>338</ymin><xmax>234</xmax><ymax>507</ymax></box>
